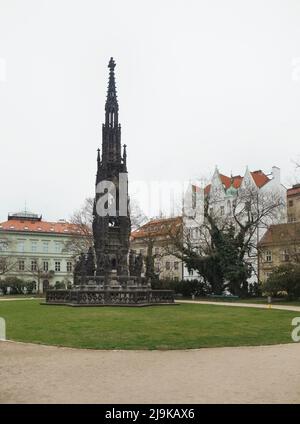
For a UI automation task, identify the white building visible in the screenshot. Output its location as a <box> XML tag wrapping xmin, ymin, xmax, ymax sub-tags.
<box><xmin>183</xmin><ymin>166</ymin><xmax>287</xmax><ymax>283</ymax></box>
<box><xmin>0</xmin><ymin>211</ymin><xmax>85</xmax><ymax>292</ymax></box>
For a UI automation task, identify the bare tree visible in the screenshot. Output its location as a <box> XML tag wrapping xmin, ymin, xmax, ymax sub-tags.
<box><xmin>25</xmin><ymin>260</ymin><xmax>56</xmax><ymax>293</ymax></box>
<box><xmin>63</xmin><ymin>197</ymin><xmax>93</xmax><ymax>259</ymax></box>
<box><xmin>65</xmin><ymin>196</ymin><xmax>148</xmax><ymax>259</ymax></box>
<box><xmin>0</xmin><ymin>256</ymin><xmax>18</xmax><ymax>276</ymax></box>
<box><xmin>0</xmin><ymin>238</ymin><xmax>18</xmax><ymax>276</ymax></box>
<box><xmin>166</xmin><ymin>185</ymin><xmax>286</xmax><ymax>295</ymax></box>
<box><xmin>129</xmin><ymin>197</ymin><xmax>148</xmax><ymax>230</ymax></box>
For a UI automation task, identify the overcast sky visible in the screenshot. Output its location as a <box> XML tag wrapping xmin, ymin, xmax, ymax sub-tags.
<box><xmin>1</xmin><ymin>0</ymin><xmax>300</xmax><ymax>221</ymax></box>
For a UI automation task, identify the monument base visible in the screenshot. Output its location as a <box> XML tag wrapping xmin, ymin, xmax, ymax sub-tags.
<box><xmin>44</xmin><ymin>273</ymin><xmax>175</xmax><ymax>306</ymax></box>
<box><xmin>44</xmin><ymin>288</ymin><xmax>175</xmax><ymax>307</ymax></box>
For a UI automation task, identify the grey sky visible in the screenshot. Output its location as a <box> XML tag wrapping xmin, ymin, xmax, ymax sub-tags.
<box><xmin>0</xmin><ymin>0</ymin><xmax>300</xmax><ymax>221</ymax></box>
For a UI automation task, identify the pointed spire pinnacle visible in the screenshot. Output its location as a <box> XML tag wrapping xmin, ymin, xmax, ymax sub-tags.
<box><xmin>122</xmin><ymin>144</ymin><xmax>127</xmax><ymax>169</ymax></box>
<box><xmin>108</xmin><ymin>57</ymin><xmax>116</xmax><ymax>70</ymax></box>
<box><xmin>97</xmin><ymin>148</ymin><xmax>100</xmax><ymax>163</ymax></box>
<box><xmin>105</xmin><ymin>57</ymin><xmax>118</xmax><ymax>119</ymax></box>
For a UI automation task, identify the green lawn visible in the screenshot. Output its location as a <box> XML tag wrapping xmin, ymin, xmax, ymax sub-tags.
<box><xmin>0</xmin><ymin>300</ymin><xmax>298</xmax><ymax>350</ymax></box>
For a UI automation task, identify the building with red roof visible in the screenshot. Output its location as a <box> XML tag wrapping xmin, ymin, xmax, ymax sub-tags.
<box><xmin>0</xmin><ymin>211</ymin><xmax>87</xmax><ymax>293</ymax></box>
<box><xmin>130</xmin><ymin>216</ymin><xmax>183</xmax><ymax>281</ymax></box>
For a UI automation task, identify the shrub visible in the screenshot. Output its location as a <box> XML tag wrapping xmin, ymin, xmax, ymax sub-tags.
<box><xmin>55</xmin><ymin>281</ymin><xmax>66</xmax><ymax>290</ymax></box>
<box><xmin>151</xmin><ymin>278</ymin><xmax>209</xmax><ymax>297</ymax></box>
<box><xmin>263</xmin><ymin>263</ymin><xmax>300</xmax><ymax>299</ymax></box>
<box><xmin>0</xmin><ymin>277</ymin><xmax>36</xmax><ymax>295</ymax></box>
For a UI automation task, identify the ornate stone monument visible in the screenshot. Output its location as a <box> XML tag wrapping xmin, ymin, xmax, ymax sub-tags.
<box><xmin>46</xmin><ymin>58</ymin><xmax>174</xmax><ymax>306</ymax></box>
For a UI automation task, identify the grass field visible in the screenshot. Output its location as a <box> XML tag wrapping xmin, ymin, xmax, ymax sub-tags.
<box><xmin>0</xmin><ymin>300</ymin><xmax>297</xmax><ymax>350</ymax></box>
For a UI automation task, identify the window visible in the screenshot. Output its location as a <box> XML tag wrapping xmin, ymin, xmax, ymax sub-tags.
<box><xmin>281</xmin><ymin>250</ymin><xmax>290</xmax><ymax>262</ymax></box>
<box><xmin>55</xmin><ymin>261</ymin><xmax>61</xmax><ymax>272</ymax></box>
<box><xmin>31</xmin><ymin>241</ymin><xmax>37</xmax><ymax>253</ymax></box>
<box><xmin>43</xmin><ymin>261</ymin><xmax>49</xmax><ymax>272</ymax></box>
<box><xmin>0</xmin><ymin>240</ymin><xmax>7</xmax><ymax>251</ymax></box>
<box><xmin>289</xmin><ymin>200</ymin><xmax>294</xmax><ymax>207</ymax></box>
<box><xmin>42</xmin><ymin>241</ymin><xmax>49</xmax><ymax>253</ymax></box>
<box><xmin>54</xmin><ymin>242</ymin><xmax>61</xmax><ymax>254</ymax></box>
<box><xmin>288</xmin><ymin>214</ymin><xmax>296</xmax><ymax>223</ymax></box>
<box><xmin>18</xmin><ymin>260</ymin><xmax>25</xmax><ymax>271</ymax></box>
<box><xmin>165</xmin><ymin>261</ymin><xmax>171</xmax><ymax>270</ymax></box>
<box><xmin>192</xmin><ymin>190</ymin><xmax>196</xmax><ymax>209</ymax></box>
<box><xmin>17</xmin><ymin>241</ymin><xmax>25</xmax><ymax>253</ymax></box>
<box><xmin>67</xmin><ymin>261</ymin><xmax>72</xmax><ymax>272</ymax></box>
<box><xmin>227</xmin><ymin>200</ymin><xmax>232</xmax><ymax>215</ymax></box>
<box><xmin>265</xmin><ymin>251</ymin><xmax>272</xmax><ymax>262</ymax></box>
<box><xmin>31</xmin><ymin>260</ymin><xmax>37</xmax><ymax>271</ymax></box>
<box><xmin>174</xmin><ymin>261</ymin><xmax>179</xmax><ymax>270</ymax></box>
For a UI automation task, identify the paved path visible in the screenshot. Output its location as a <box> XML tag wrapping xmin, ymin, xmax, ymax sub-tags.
<box><xmin>0</xmin><ymin>297</ymin><xmax>44</xmax><ymax>301</ymax></box>
<box><xmin>1</xmin><ymin>341</ymin><xmax>300</xmax><ymax>404</ymax></box>
<box><xmin>177</xmin><ymin>300</ymin><xmax>300</xmax><ymax>312</ymax></box>
<box><xmin>2</xmin><ymin>297</ymin><xmax>300</xmax><ymax>312</ymax></box>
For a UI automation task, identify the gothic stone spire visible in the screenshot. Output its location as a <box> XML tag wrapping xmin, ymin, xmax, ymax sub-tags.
<box><xmin>93</xmin><ymin>58</ymin><xmax>131</xmax><ymax>277</ymax></box>
<box><xmin>100</xmin><ymin>57</ymin><xmax>122</xmax><ymax>168</ymax></box>
<box><xmin>105</xmin><ymin>57</ymin><xmax>119</xmax><ymax>126</ymax></box>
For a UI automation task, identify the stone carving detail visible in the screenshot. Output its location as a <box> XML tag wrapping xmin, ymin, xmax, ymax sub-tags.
<box><xmin>46</xmin><ymin>289</ymin><xmax>174</xmax><ymax>306</ymax></box>
<box><xmin>134</xmin><ymin>253</ymin><xmax>143</xmax><ymax>277</ymax></box>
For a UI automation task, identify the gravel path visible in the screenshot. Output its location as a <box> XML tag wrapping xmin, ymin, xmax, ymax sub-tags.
<box><xmin>1</xmin><ymin>341</ymin><xmax>300</xmax><ymax>404</ymax></box>
<box><xmin>178</xmin><ymin>300</ymin><xmax>300</xmax><ymax>312</ymax></box>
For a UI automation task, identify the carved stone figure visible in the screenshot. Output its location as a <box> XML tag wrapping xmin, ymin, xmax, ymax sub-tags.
<box><xmin>129</xmin><ymin>250</ymin><xmax>135</xmax><ymax>276</ymax></box>
<box><xmin>73</xmin><ymin>253</ymin><xmax>87</xmax><ymax>285</ymax></box>
<box><xmin>85</xmin><ymin>247</ymin><xmax>95</xmax><ymax>277</ymax></box>
<box><xmin>134</xmin><ymin>253</ymin><xmax>143</xmax><ymax>277</ymax></box>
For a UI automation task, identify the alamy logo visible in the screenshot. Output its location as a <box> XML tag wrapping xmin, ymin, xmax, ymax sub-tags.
<box><xmin>95</xmin><ymin>173</ymin><xmax>129</xmax><ymax>217</ymax></box>
<box><xmin>0</xmin><ymin>317</ymin><xmax>6</xmax><ymax>341</ymax></box>
<box><xmin>291</xmin><ymin>317</ymin><xmax>300</xmax><ymax>342</ymax></box>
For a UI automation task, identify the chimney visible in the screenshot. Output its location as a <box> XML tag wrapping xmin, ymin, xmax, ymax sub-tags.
<box><xmin>272</xmin><ymin>166</ymin><xmax>280</xmax><ymax>182</ymax></box>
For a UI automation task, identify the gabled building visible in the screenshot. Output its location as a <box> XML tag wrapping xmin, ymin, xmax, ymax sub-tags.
<box><xmin>0</xmin><ymin>211</ymin><xmax>84</xmax><ymax>292</ymax></box>
<box><xmin>205</xmin><ymin>166</ymin><xmax>286</xmax><ymax>223</ymax></box>
<box><xmin>182</xmin><ymin>166</ymin><xmax>287</xmax><ymax>284</ymax></box>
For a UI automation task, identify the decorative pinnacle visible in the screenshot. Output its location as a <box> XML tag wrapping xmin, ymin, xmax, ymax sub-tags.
<box><xmin>105</xmin><ymin>57</ymin><xmax>118</xmax><ymax>112</ymax></box>
<box><xmin>108</xmin><ymin>57</ymin><xmax>116</xmax><ymax>70</ymax></box>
